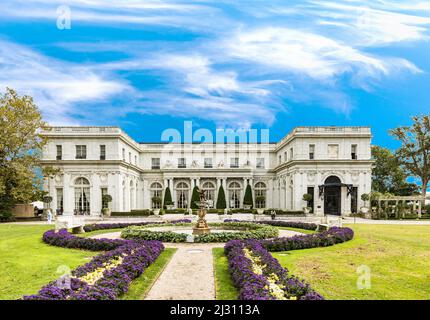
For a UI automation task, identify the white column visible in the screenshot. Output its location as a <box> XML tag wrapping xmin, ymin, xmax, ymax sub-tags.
<box><xmin>63</xmin><ymin>173</ymin><xmax>73</xmax><ymax>216</ymax></box>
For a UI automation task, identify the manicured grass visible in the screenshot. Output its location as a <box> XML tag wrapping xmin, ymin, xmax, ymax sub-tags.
<box><xmin>273</xmin><ymin>224</ymin><xmax>430</xmax><ymax>300</ymax></box>
<box><xmin>0</xmin><ymin>224</ymin><xmax>98</xmax><ymax>300</ymax></box>
<box><xmin>121</xmin><ymin>248</ymin><xmax>176</xmax><ymax>300</ymax></box>
<box><xmin>213</xmin><ymin>248</ymin><xmax>238</xmax><ymax>300</ymax></box>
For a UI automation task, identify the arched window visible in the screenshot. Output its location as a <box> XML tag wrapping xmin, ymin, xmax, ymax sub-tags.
<box><xmin>228</xmin><ymin>181</ymin><xmax>242</xmax><ymax>209</ymax></box>
<box><xmin>255</xmin><ymin>182</ymin><xmax>267</xmax><ymax>209</ymax></box>
<box><xmin>150</xmin><ymin>182</ymin><xmax>163</xmax><ymax>209</ymax></box>
<box><xmin>176</xmin><ymin>182</ymin><xmax>189</xmax><ymax>209</ymax></box>
<box><xmin>74</xmin><ymin>177</ymin><xmax>90</xmax><ymax>215</ymax></box>
<box><xmin>325</xmin><ymin>176</ymin><xmax>341</xmax><ymax>184</ymax></box>
<box><xmin>201</xmin><ymin>181</ymin><xmax>215</xmax><ymax>208</ymax></box>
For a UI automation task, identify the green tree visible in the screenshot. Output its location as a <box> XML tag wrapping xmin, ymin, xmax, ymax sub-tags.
<box><xmin>163</xmin><ymin>187</ymin><xmax>173</xmax><ymax>208</ymax></box>
<box><xmin>190</xmin><ymin>186</ymin><xmax>200</xmax><ymax>209</ymax></box>
<box><xmin>243</xmin><ymin>183</ymin><xmax>253</xmax><ymax>208</ymax></box>
<box><xmin>371</xmin><ymin>145</ymin><xmax>419</xmax><ymax>195</ymax></box>
<box><xmin>216</xmin><ymin>185</ymin><xmax>226</xmax><ymax>209</ymax></box>
<box><xmin>389</xmin><ymin>116</ymin><xmax>430</xmax><ymax>201</ymax></box>
<box><xmin>0</xmin><ymin>88</ymin><xmax>51</xmax><ymax>220</ymax></box>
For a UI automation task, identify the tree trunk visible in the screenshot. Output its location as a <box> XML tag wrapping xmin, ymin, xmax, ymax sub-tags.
<box><xmin>421</xmin><ymin>178</ymin><xmax>428</xmax><ymax>207</ymax></box>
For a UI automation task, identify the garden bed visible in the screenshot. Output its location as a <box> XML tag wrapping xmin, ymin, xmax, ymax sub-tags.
<box><xmin>225</xmin><ymin>239</ymin><xmax>323</xmax><ymax>300</ymax></box>
<box><xmin>23</xmin><ymin>240</ymin><xmax>164</xmax><ymax>300</ymax></box>
<box><xmin>121</xmin><ymin>222</ymin><xmax>279</xmax><ymax>243</ymax></box>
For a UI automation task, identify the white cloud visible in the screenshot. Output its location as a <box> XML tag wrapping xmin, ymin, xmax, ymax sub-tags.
<box><xmin>0</xmin><ymin>40</ymin><xmax>131</xmax><ymax>125</ymax></box>
<box><xmin>221</xmin><ymin>27</ymin><xmax>421</xmax><ymax>81</ymax></box>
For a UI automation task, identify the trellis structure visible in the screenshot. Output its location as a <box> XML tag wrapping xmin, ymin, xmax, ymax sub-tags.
<box><xmin>373</xmin><ymin>196</ymin><xmax>425</xmax><ymax>219</ymax></box>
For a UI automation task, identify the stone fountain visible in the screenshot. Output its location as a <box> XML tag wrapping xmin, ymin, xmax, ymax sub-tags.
<box><xmin>192</xmin><ymin>187</ymin><xmax>211</xmax><ymax>235</ymax></box>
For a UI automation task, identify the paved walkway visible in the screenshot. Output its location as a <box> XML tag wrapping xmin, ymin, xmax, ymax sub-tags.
<box><xmin>91</xmin><ymin>229</ymin><xmax>302</xmax><ymax>300</ymax></box>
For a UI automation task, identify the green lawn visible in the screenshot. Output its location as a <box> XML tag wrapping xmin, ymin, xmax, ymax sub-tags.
<box><xmin>0</xmin><ymin>224</ymin><xmax>176</xmax><ymax>300</ymax></box>
<box><xmin>273</xmin><ymin>224</ymin><xmax>430</xmax><ymax>300</ymax></box>
<box><xmin>0</xmin><ymin>224</ymin><xmax>98</xmax><ymax>299</ymax></box>
<box><xmin>213</xmin><ymin>248</ymin><xmax>238</xmax><ymax>300</ymax></box>
<box><xmin>121</xmin><ymin>248</ymin><xmax>176</xmax><ymax>300</ymax></box>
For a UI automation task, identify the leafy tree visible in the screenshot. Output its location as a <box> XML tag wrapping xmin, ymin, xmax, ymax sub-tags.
<box><xmin>190</xmin><ymin>186</ymin><xmax>200</xmax><ymax>209</ymax></box>
<box><xmin>163</xmin><ymin>187</ymin><xmax>173</xmax><ymax>208</ymax></box>
<box><xmin>371</xmin><ymin>145</ymin><xmax>419</xmax><ymax>195</ymax></box>
<box><xmin>243</xmin><ymin>183</ymin><xmax>253</xmax><ymax>208</ymax></box>
<box><xmin>0</xmin><ymin>88</ymin><xmax>53</xmax><ymax>220</ymax></box>
<box><xmin>216</xmin><ymin>185</ymin><xmax>226</xmax><ymax>209</ymax></box>
<box><xmin>389</xmin><ymin>116</ymin><xmax>430</xmax><ymax>201</ymax></box>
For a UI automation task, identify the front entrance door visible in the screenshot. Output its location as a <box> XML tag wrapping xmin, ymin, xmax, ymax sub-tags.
<box><xmin>324</xmin><ymin>186</ymin><xmax>341</xmax><ymax>215</ymax></box>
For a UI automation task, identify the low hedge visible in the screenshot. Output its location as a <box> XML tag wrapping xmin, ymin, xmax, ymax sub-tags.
<box><xmin>228</xmin><ymin>209</ymin><xmax>258</xmax><ymax>214</ymax></box>
<box><xmin>111</xmin><ymin>210</ymin><xmax>153</xmax><ymax>217</ymax></box>
<box><xmin>122</xmin><ymin>228</ymin><xmax>187</xmax><ymax>242</ymax></box>
<box><xmin>263</xmin><ymin>209</ymin><xmax>305</xmax><ymax>216</ymax></box>
<box><xmin>121</xmin><ymin>222</ymin><xmax>279</xmax><ymax>243</ymax></box>
<box><xmin>84</xmin><ymin>219</ymin><xmax>191</xmax><ymax>232</ymax></box>
<box><xmin>223</xmin><ymin>220</ymin><xmax>318</xmax><ymax>231</ymax></box>
<box><xmin>261</xmin><ymin>227</ymin><xmax>354</xmax><ymax>252</ymax></box>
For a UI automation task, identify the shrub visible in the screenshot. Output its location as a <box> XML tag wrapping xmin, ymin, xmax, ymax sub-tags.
<box><xmin>111</xmin><ymin>210</ymin><xmax>153</xmax><ymax>217</ymax></box>
<box><xmin>263</xmin><ymin>209</ymin><xmax>305</xmax><ymax>216</ymax></box>
<box><xmin>163</xmin><ymin>187</ymin><xmax>173</xmax><ymax>208</ymax></box>
<box><xmin>190</xmin><ymin>186</ymin><xmax>200</xmax><ymax>209</ymax></box>
<box><xmin>122</xmin><ymin>227</ymin><xmax>187</xmax><ymax>243</ymax></box>
<box><xmin>243</xmin><ymin>184</ymin><xmax>253</xmax><ymax>208</ymax></box>
<box><xmin>216</xmin><ymin>185</ymin><xmax>226</xmax><ymax>209</ymax></box>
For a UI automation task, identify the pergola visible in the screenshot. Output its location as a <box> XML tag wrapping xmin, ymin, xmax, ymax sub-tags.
<box><xmin>373</xmin><ymin>196</ymin><xmax>425</xmax><ymax>219</ymax></box>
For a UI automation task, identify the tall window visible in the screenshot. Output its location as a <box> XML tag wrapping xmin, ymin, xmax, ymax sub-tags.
<box><xmin>176</xmin><ymin>182</ymin><xmax>189</xmax><ymax>209</ymax></box>
<box><xmin>230</xmin><ymin>157</ymin><xmax>239</xmax><ymax>168</ymax></box>
<box><xmin>256</xmin><ymin>158</ymin><xmax>265</xmax><ymax>169</ymax></box>
<box><xmin>135</xmin><ymin>155</ymin><xmax>138</xmax><ymax>165</ymax></box>
<box><xmin>202</xmin><ymin>181</ymin><xmax>215</xmax><ymax>208</ymax></box>
<box><xmin>204</xmin><ymin>158</ymin><xmax>213</xmax><ymax>168</ymax></box>
<box><xmin>75</xmin><ymin>145</ymin><xmax>87</xmax><ymax>159</ymax></box>
<box><xmin>351</xmin><ymin>144</ymin><xmax>358</xmax><ymax>160</ymax></box>
<box><xmin>151</xmin><ymin>158</ymin><xmax>160</xmax><ymax>169</ymax></box>
<box><xmin>178</xmin><ymin>157</ymin><xmax>186</xmax><ymax>168</ymax></box>
<box><xmin>150</xmin><ymin>182</ymin><xmax>163</xmax><ymax>209</ymax></box>
<box><xmin>290</xmin><ymin>147</ymin><xmax>294</xmax><ymax>160</ymax></box>
<box><xmin>100</xmin><ymin>145</ymin><xmax>106</xmax><ymax>160</ymax></box>
<box><xmin>228</xmin><ymin>181</ymin><xmax>241</xmax><ymax>208</ymax></box>
<box><xmin>56</xmin><ymin>145</ymin><xmax>62</xmax><ymax>160</ymax></box>
<box><xmin>74</xmin><ymin>177</ymin><xmax>90</xmax><ymax>215</ymax></box>
<box><xmin>255</xmin><ymin>182</ymin><xmax>267</xmax><ymax>209</ymax></box>
<box><xmin>307</xmin><ymin>187</ymin><xmax>314</xmax><ymax>213</ymax></box>
<box><xmin>56</xmin><ymin>188</ymin><xmax>63</xmax><ymax>214</ymax></box>
<box><xmin>278</xmin><ymin>155</ymin><xmax>281</xmax><ymax>164</ymax></box>
<box><xmin>284</xmin><ymin>151</ymin><xmax>287</xmax><ymax>161</ymax></box>
<box><xmin>309</xmin><ymin>144</ymin><xmax>315</xmax><ymax>160</ymax></box>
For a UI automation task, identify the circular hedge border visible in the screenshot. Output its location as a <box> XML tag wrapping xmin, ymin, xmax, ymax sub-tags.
<box><xmin>121</xmin><ymin>222</ymin><xmax>279</xmax><ymax>243</ymax></box>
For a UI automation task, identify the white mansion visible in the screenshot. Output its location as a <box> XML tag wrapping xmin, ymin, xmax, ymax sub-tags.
<box><xmin>40</xmin><ymin>126</ymin><xmax>373</xmax><ymax>216</ymax></box>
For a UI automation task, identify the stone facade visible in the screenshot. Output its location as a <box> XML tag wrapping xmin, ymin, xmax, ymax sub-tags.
<box><xmin>40</xmin><ymin>126</ymin><xmax>373</xmax><ymax>216</ymax></box>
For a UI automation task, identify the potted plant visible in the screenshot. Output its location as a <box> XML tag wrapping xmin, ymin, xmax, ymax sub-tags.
<box><xmin>102</xmin><ymin>194</ymin><xmax>112</xmax><ymax>216</ymax></box>
<box><xmin>302</xmin><ymin>193</ymin><xmax>313</xmax><ymax>214</ymax></box>
<box><xmin>360</xmin><ymin>193</ymin><xmax>370</xmax><ymax>214</ymax></box>
<box><xmin>42</xmin><ymin>196</ymin><xmax>53</xmax><ymax>220</ymax></box>
<box><xmin>152</xmin><ymin>196</ymin><xmax>162</xmax><ymax>215</ymax></box>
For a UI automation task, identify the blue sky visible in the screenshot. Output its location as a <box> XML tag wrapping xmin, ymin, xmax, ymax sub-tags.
<box><xmin>0</xmin><ymin>0</ymin><xmax>429</xmax><ymax>148</ymax></box>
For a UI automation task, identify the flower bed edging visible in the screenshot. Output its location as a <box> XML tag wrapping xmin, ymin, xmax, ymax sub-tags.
<box><xmin>262</xmin><ymin>227</ymin><xmax>354</xmax><ymax>252</ymax></box>
<box><xmin>225</xmin><ymin>239</ymin><xmax>323</xmax><ymax>300</ymax></box>
<box><xmin>23</xmin><ymin>240</ymin><xmax>164</xmax><ymax>300</ymax></box>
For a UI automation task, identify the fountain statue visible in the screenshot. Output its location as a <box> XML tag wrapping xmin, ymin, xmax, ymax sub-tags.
<box><xmin>192</xmin><ymin>187</ymin><xmax>211</xmax><ymax>235</ymax></box>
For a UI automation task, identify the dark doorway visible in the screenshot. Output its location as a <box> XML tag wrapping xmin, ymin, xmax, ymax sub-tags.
<box><xmin>351</xmin><ymin>187</ymin><xmax>358</xmax><ymax>214</ymax></box>
<box><xmin>324</xmin><ymin>176</ymin><xmax>341</xmax><ymax>215</ymax></box>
